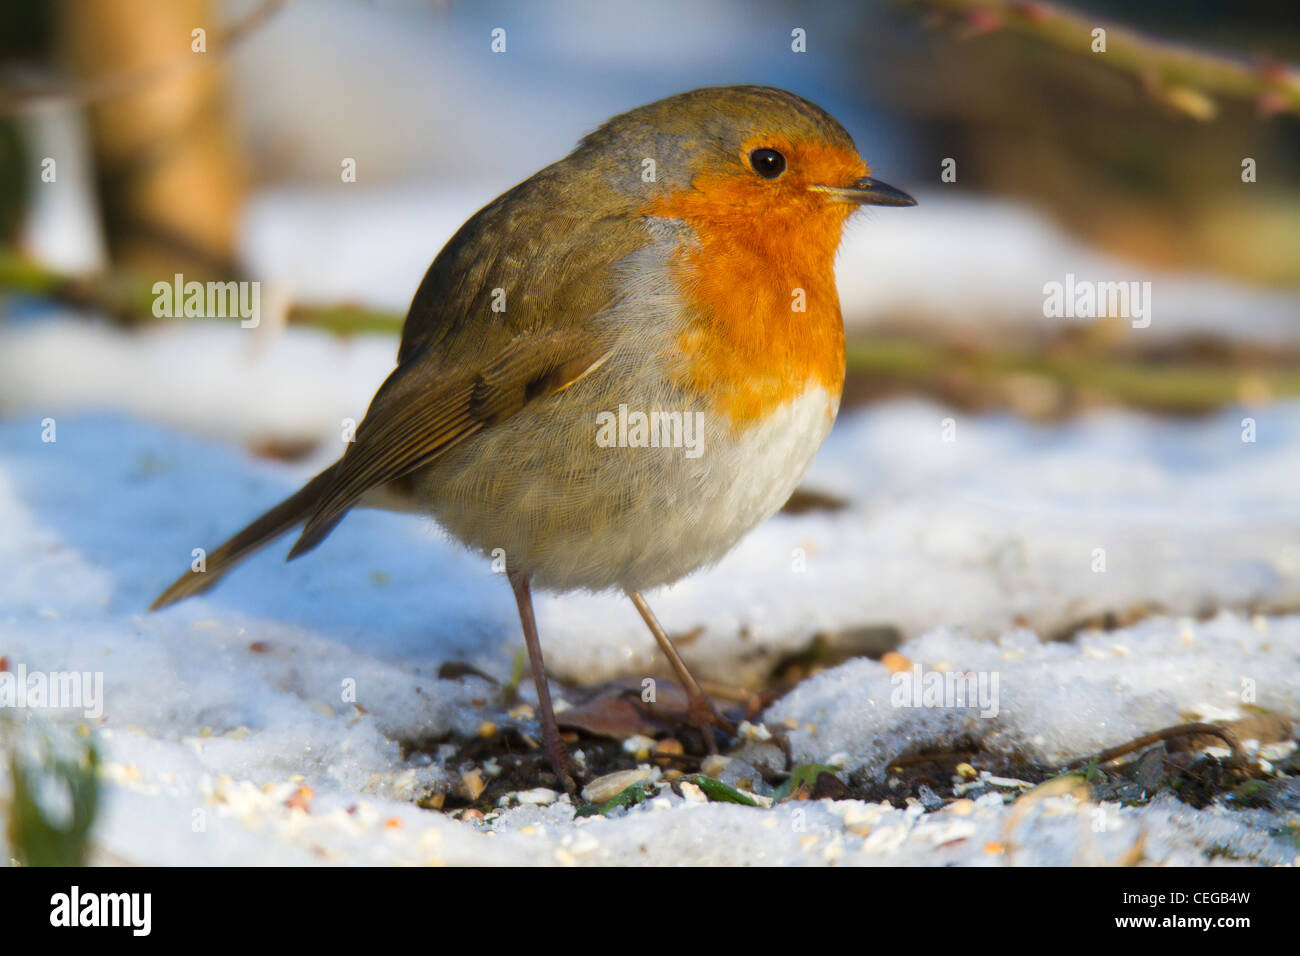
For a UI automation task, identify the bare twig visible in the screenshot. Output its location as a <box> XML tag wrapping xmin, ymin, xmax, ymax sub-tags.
<box><xmin>906</xmin><ymin>0</ymin><xmax>1300</xmax><ymax>119</ymax></box>
<box><xmin>1060</xmin><ymin>721</ymin><xmax>1247</xmax><ymax>771</ymax></box>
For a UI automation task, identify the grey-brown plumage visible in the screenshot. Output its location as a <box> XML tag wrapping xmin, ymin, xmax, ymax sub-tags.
<box><xmin>149</xmin><ymin>85</ymin><xmax>916</xmax><ymax>791</ymax></box>
<box><xmin>153</xmin><ymin>86</ymin><xmax>843</xmax><ymax>605</ymax></box>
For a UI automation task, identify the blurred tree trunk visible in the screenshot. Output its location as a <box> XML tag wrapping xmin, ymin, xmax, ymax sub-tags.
<box><xmin>56</xmin><ymin>0</ymin><xmax>246</xmax><ymax>279</ymax></box>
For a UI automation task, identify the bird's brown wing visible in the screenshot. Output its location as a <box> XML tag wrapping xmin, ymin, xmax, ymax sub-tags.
<box><xmin>396</xmin><ymin>162</ymin><xmax>647</xmax><ymax>367</ymax></box>
<box><xmin>287</xmin><ymin>328</ymin><xmax>615</xmax><ymax>559</ymax></box>
<box><xmin>152</xmin><ymin>161</ymin><xmax>650</xmax><ymax>609</ymax></box>
<box><xmin>285</xmin><ymin>172</ymin><xmax>650</xmax><ymax>556</ymax></box>
<box><xmin>290</xmin><ymin>159</ymin><xmax>653</xmax><ymax>558</ymax></box>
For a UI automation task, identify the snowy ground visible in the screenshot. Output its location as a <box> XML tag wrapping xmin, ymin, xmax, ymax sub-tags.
<box><xmin>1</xmin><ymin>316</ymin><xmax>1298</xmax><ymax>865</ymax></box>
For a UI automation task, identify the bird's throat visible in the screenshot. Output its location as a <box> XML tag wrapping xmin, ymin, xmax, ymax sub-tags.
<box><xmin>651</xmin><ymin>191</ymin><xmax>849</xmax><ymax>430</ymax></box>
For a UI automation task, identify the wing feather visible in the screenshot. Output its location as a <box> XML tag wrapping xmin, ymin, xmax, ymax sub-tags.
<box><xmin>287</xmin><ymin>332</ymin><xmax>614</xmax><ymax>559</ymax></box>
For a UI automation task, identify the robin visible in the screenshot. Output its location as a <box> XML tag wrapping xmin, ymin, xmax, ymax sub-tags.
<box><xmin>152</xmin><ymin>85</ymin><xmax>915</xmax><ymax>792</ymax></box>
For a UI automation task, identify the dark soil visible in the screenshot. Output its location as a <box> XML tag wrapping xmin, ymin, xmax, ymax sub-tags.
<box><xmin>402</xmin><ymin>675</ymin><xmax>1290</xmax><ymax>820</ymax></box>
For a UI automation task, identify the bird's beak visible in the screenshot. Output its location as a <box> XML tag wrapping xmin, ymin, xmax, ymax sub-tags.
<box><xmin>810</xmin><ymin>176</ymin><xmax>917</xmax><ymax>207</ymax></box>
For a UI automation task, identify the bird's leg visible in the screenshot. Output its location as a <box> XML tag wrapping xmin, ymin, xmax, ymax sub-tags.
<box><xmin>508</xmin><ymin>570</ymin><xmax>577</xmax><ymax>793</ymax></box>
<box><xmin>627</xmin><ymin>589</ymin><xmax>737</xmax><ymax>748</ymax></box>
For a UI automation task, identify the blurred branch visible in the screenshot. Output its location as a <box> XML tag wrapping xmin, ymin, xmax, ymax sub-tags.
<box><xmin>845</xmin><ymin>335</ymin><xmax>1300</xmax><ymax>417</ymax></box>
<box><xmin>0</xmin><ymin>249</ymin><xmax>403</xmax><ymax>334</ymax></box>
<box><xmin>0</xmin><ymin>0</ymin><xmax>290</xmax><ymax>116</ymax></box>
<box><xmin>906</xmin><ymin>0</ymin><xmax>1300</xmax><ymax>119</ymax></box>
<box><xmin>5</xmin><ymin>250</ymin><xmax>1298</xmax><ymax>418</ymax></box>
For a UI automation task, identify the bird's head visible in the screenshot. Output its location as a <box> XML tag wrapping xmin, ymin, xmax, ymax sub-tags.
<box><xmin>579</xmin><ymin>85</ymin><xmax>914</xmax><ymax>255</ymax></box>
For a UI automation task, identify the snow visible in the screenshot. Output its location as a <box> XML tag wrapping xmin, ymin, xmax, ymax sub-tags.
<box><xmin>748</xmin><ymin>614</ymin><xmax>1300</xmax><ymax>780</ymax></box>
<box><xmin>5</xmin><ymin>0</ymin><xmax>1296</xmax><ymax>869</ymax></box>
<box><xmin>4</xmin><ymin>317</ymin><xmax>1299</xmax><ymax>690</ymax></box>
<box><xmin>1</xmin><ymin>314</ymin><xmax>1298</xmax><ymax>865</ymax></box>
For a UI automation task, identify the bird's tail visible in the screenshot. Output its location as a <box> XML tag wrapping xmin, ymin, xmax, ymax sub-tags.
<box><xmin>150</xmin><ymin>465</ymin><xmax>339</xmax><ymax>611</ymax></box>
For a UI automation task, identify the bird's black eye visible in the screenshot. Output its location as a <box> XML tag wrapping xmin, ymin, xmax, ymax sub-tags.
<box><xmin>749</xmin><ymin>148</ymin><xmax>786</xmax><ymax>179</ymax></box>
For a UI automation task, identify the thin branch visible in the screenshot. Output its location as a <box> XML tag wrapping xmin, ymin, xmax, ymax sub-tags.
<box><xmin>6</xmin><ymin>251</ymin><xmax>1300</xmax><ymax>413</ymax></box>
<box><xmin>1060</xmin><ymin>721</ymin><xmax>1248</xmax><ymax>771</ymax></box>
<box><xmin>906</xmin><ymin>0</ymin><xmax>1300</xmax><ymax>119</ymax></box>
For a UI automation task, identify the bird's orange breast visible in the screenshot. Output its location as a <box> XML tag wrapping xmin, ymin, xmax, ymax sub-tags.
<box><xmin>647</xmin><ymin>139</ymin><xmax>863</xmax><ymax>430</ymax></box>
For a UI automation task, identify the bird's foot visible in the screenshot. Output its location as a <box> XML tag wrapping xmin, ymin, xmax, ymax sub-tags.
<box><xmin>542</xmin><ymin>731</ymin><xmax>580</xmax><ymax>795</ymax></box>
<box><xmin>686</xmin><ymin>693</ymin><xmax>737</xmax><ymax>754</ymax></box>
